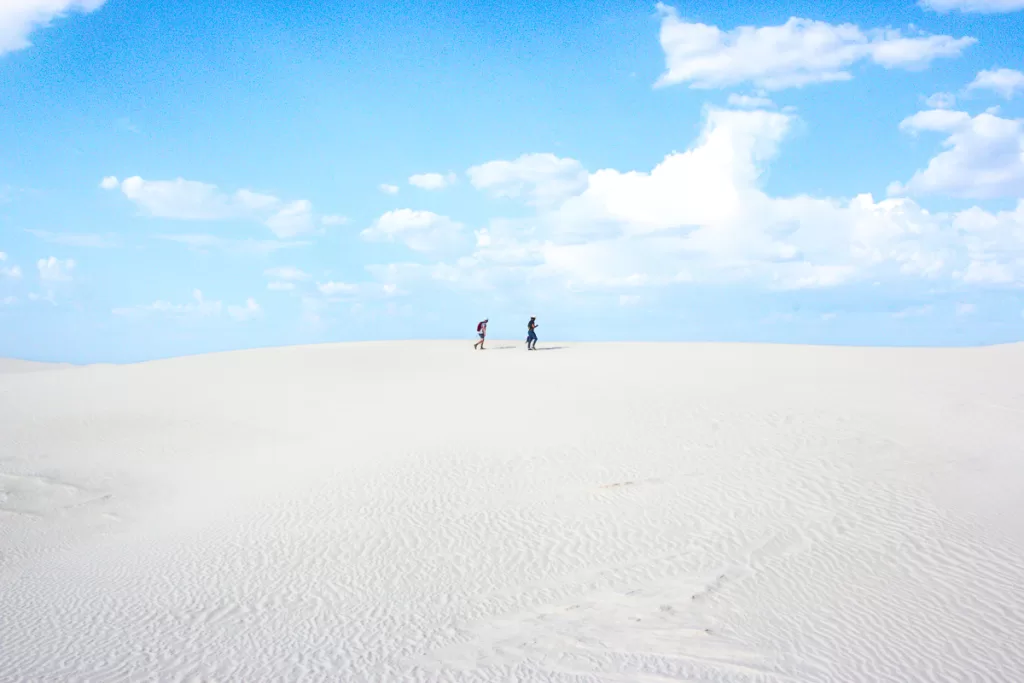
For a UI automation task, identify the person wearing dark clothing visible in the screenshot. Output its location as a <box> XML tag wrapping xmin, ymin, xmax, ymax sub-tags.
<box><xmin>474</xmin><ymin>319</ymin><xmax>488</xmax><ymax>350</ymax></box>
<box><xmin>526</xmin><ymin>316</ymin><xmax>538</xmax><ymax>350</ymax></box>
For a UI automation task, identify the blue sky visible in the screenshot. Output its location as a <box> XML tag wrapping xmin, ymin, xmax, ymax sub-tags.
<box><xmin>2</xmin><ymin>0</ymin><xmax>1023</xmax><ymax>363</ymax></box>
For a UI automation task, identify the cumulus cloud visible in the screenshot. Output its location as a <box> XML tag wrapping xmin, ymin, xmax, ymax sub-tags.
<box><xmin>925</xmin><ymin>92</ymin><xmax>957</xmax><ymax>109</ymax></box>
<box><xmin>37</xmin><ymin>256</ymin><xmax>74</xmax><ymax>282</ymax></box>
<box><xmin>968</xmin><ymin>68</ymin><xmax>1024</xmax><ymax>99</ymax></box>
<box><xmin>227</xmin><ymin>298</ymin><xmax>261</xmax><ymax>322</ymax></box>
<box><xmin>264</xmin><ymin>200</ymin><xmax>314</xmax><ymax>238</ymax></box>
<box><xmin>379</xmin><ymin>184</ymin><xmax>400</xmax><ymax>195</ymax></box>
<box><xmin>409</xmin><ymin>172</ymin><xmax>456</xmax><ymax>190</ymax></box>
<box><xmin>654</xmin><ymin>3</ymin><xmax>975</xmax><ymax>90</ymax></box>
<box><xmin>361</xmin><ymin>209</ymin><xmax>465</xmax><ymax>252</ymax></box>
<box><xmin>892</xmin><ymin>109</ymin><xmax>1024</xmax><ymax>199</ymax></box>
<box><xmin>950</xmin><ymin>201</ymin><xmax>1024</xmax><ymax>284</ymax></box>
<box><xmin>920</xmin><ymin>0</ymin><xmax>1024</xmax><ymax>12</ymax></box>
<box><xmin>370</xmin><ymin>107</ymin><xmax>1024</xmax><ymax>299</ymax></box>
<box><xmin>0</xmin><ymin>252</ymin><xmax>22</xmax><ymax>278</ymax></box>
<box><xmin>99</xmin><ymin>175</ymin><xmax>119</xmax><ymax>190</ymax></box>
<box><xmin>104</xmin><ymin>176</ymin><xmax>319</xmax><ymax>238</ymax></box>
<box><xmin>0</xmin><ymin>0</ymin><xmax>106</xmax><ymax>57</ymax></box>
<box><xmin>468</xmin><ymin>153</ymin><xmax>589</xmax><ymax>207</ymax></box>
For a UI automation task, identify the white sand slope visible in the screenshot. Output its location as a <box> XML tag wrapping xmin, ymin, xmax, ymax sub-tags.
<box><xmin>1</xmin><ymin>341</ymin><xmax>1023</xmax><ymax>682</ymax></box>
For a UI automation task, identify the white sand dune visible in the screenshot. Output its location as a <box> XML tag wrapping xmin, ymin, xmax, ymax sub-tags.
<box><xmin>0</xmin><ymin>358</ymin><xmax>76</xmax><ymax>374</ymax></box>
<box><xmin>1</xmin><ymin>340</ymin><xmax>1023</xmax><ymax>682</ymax></box>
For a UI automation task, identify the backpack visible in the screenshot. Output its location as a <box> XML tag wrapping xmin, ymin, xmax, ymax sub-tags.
<box><xmin>477</xmin><ymin>321</ymin><xmax>485</xmax><ymax>332</ymax></box>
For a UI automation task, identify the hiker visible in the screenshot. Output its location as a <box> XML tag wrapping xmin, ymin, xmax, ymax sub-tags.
<box><xmin>474</xmin><ymin>319</ymin><xmax>488</xmax><ymax>349</ymax></box>
<box><xmin>526</xmin><ymin>316</ymin><xmax>538</xmax><ymax>350</ymax></box>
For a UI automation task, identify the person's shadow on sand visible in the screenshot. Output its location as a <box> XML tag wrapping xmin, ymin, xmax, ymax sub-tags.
<box><xmin>486</xmin><ymin>345</ymin><xmax>568</xmax><ymax>351</ymax></box>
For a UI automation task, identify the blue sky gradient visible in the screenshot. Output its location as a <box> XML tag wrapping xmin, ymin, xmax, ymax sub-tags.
<box><xmin>2</xmin><ymin>0</ymin><xmax>1023</xmax><ymax>362</ymax></box>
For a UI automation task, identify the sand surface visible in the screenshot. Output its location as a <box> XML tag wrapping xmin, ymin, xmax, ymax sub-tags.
<box><xmin>1</xmin><ymin>341</ymin><xmax>1023</xmax><ymax>682</ymax></box>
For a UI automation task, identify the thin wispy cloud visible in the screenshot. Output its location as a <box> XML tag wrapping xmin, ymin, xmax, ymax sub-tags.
<box><xmin>26</xmin><ymin>229</ymin><xmax>120</xmax><ymax>248</ymax></box>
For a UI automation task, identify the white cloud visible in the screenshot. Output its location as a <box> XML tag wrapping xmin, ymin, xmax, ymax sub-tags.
<box><xmin>112</xmin><ymin>290</ymin><xmax>261</xmax><ymax>321</ymax></box>
<box><xmin>99</xmin><ymin>175</ymin><xmax>119</xmax><ymax>190</ymax></box>
<box><xmin>153</xmin><ymin>234</ymin><xmax>312</xmax><ymax>255</ymax></box>
<box><xmin>727</xmin><ymin>93</ymin><xmax>775</xmax><ymax>109</ymax></box>
<box><xmin>37</xmin><ymin>256</ymin><xmax>74</xmax><ymax>282</ymax></box>
<box><xmin>26</xmin><ymin>229</ymin><xmax>119</xmax><ymax>248</ymax></box>
<box><xmin>264</xmin><ymin>266</ymin><xmax>309</xmax><ymax>281</ymax></box>
<box><xmin>317</xmin><ymin>281</ymin><xmax>359</xmax><ymax>296</ymax></box>
<box><xmin>467</xmin><ymin>153</ymin><xmax>589</xmax><ymax>207</ymax></box>
<box><xmin>264</xmin><ymin>200</ymin><xmax>314</xmax><ymax>238</ymax></box>
<box><xmin>301</xmin><ymin>296</ymin><xmax>325</xmax><ymax>325</ymax></box>
<box><xmin>951</xmin><ymin>202</ymin><xmax>1024</xmax><ymax>284</ymax></box>
<box><xmin>0</xmin><ymin>252</ymin><xmax>22</xmax><ymax>278</ymax></box>
<box><xmin>956</xmin><ymin>302</ymin><xmax>977</xmax><ymax>315</ymax></box>
<box><xmin>920</xmin><ymin>0</ymin><xmax>1024</xmax><ymax>12</ymax></box>
<box><xmin>0</xmin><ymin>0</ymin><xmax>106</xmax><ymax>57</ymax></box>
<box><xmin>113</xmin><ymin>289</ymin><xmax>222</xmax><ymax>318</ymax></box>
<box><xmin>321</xmin><ymin>214</ymin><xmax>348</xmax><ymax>226</ymax></box>
<box><xmin>28</xmin><ymin>291</ymin><xmax>55</xmax><ymax>305</ymax></box>
<box><xmin>409</xmin><ymin>172</ymin><xmax>456</xmax><ymax>190</ymax></box>
<box><xmin>775</xmin><ymin>264</ymin><xmax>858</xmax><ymax>290</ymax></box>
<box><xmin>227</xmin><ymin>298</ymin><xmax>261</xmax><ymax>322</ymax></box>
<box><xmin>958</xmin><ymin>259</ymin><xmax>1015</xmax><ymax>283</ymax></box>
<box><xmin>313</xmin><ymin>278</ymin><xmax>401</xmax><ymax>300</ymax></box>
<box><xmin>361</xmin><ymin>209</ymin><xmax>465</xmax><ymax>252</ymax></box>
<box><xmin>1</xmin><ymin>295</ymin><xmax>15</xmax><ymax>306</ymax></box>
<box><xmin>893</xmin><ymin>109</ymin><xmax>1024</xmax><ymax>199</ymax></box>
<box><xmin>114</xmin><ymin>176</ymin><xmax>239</xmax><ymax>219</ymax></box>
<box><xmin>379</xmin><ymin>183</ymin><xmax>399</xmax><ymax>195</ymax></box>
<box><xmin>968</xmin><ymin>68</ymin><xmax>1024</xmax><ymax>99</ymax></box>
<box><xmin>892</xmin><ymin>305</ymin><xmax>934</xmax><ymax>318</ymax></box>
<box><xmin>654</xmin><ymin>3</ymin><xmax>975</xmax><ymax>91</ymax></box>
<box><xmin>898</xmin><ymin>109</ymin><xmax>973</xmax><ymax>133</ymax></box>
<box><xmin>372</xmin><ymin>107</ymin><xmax>1024</xmax><ymax>298</ymax></box>
<box><xmin>925</xmin><ymin>92</ymin><xmax>957</xmax><ymax>109</ymax></box>
<box><xmin>106</xmin><ymin>176</ymin><xmax>320</xmax><ymax>238</ymax></box>
<box><xmin>263</xmin><ymin>267</ymin><xmax>305</xmax><ymax>292</ymax></box>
